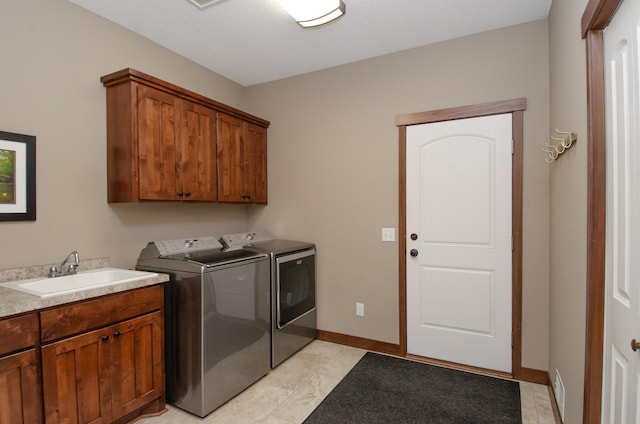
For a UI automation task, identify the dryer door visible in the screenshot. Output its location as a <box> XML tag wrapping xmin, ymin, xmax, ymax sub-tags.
<box><xmin>276</xmin><ymin>249</ymin><xmax>316</xmax><ymax>329</ymax></box>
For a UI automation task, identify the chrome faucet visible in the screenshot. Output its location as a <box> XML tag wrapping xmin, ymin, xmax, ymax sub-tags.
<box><xmin>49</xmin><ymin>251</ymin><xmax>80</xmax><ymax>278</ymax></box>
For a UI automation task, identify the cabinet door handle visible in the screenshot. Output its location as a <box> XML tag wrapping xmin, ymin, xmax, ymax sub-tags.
<box><xmin>178</xmin><ymin>191</ymin><xmax>184</xmax><ymax>197</ymax></box>
<box><xmin>101</xmin><ymin>335</ymin><xmax>109</xmax><ymax>342</ymax></box>
<box><xmin>113</xmin><ymin>331</ymin><xmax>120</xmax><ymax>338</ymax></box>
<box><xmin>185</xmin><ymin>192</ymin><xmax>191</xmax><ymax>197</ymax></box>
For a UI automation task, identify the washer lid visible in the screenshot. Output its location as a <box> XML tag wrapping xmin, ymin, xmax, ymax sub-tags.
<box><xmin>165</xmin><ymin>248</ymin><xmax>266</xmax><ymax>267</ymax></box>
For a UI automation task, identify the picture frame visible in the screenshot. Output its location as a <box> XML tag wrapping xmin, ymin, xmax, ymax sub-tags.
<box><xmin>0</xmin><ymin>131</ymin><xmax>36</xmax><ymax>221</ymax></box>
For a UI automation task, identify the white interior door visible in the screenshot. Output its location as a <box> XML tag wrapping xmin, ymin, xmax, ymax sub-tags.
<box><xmin>603</xmin><ymin>0</ymin><xmax>640</xmax><ymax>421</ymax></box>
<box><xmin>406</xmin><ymin>113</ymin><xmax>512</xmax><ymax>373</ymax></box>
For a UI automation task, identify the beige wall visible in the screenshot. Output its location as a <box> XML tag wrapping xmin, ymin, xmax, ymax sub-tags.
<box><xmin>2</xmin><ymin>0</ymin><xmax>551</xmax><ymax>375</ymax></box>
<box><xmin>246</xmin><ymin>20</ymin><xmax>551</xmax><ymax>370</ymax></box>
<box><xmin>0</xmin><ymin>0</ymin><xmax>252</xmax><ymax>270</ymax></box>
<box><xmin>548</xmin><ymin>0</ymin><xmax>589</xmax><ymax>422</ymax></box>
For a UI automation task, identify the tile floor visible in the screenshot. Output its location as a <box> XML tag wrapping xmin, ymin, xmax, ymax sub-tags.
<box><xmin>139</xmin><ymin>340</ymin><xmax>557</xmax><ymax>424</ymax></box>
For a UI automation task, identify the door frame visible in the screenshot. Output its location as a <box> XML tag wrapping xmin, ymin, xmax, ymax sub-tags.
<box><xmin>396</xmin><ymin>98</ymin><xmax>526</xmax><ymax>379</ymax></box>
<box><xmin>581</xmin><ymin>0</ymin><xmax>624</xmax><ymax>422</ymax></box>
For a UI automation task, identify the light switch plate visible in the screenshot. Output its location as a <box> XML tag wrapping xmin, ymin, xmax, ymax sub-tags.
<box><xmin>382</xmin><ymin>227</ymin><xmax>396</xmax><ymax>242</ymax></box>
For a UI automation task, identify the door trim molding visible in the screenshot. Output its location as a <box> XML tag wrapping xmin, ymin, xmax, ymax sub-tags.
<box><xmin>396</xmin><ymin>98</ymin><xmax>526</xmax><ymax>378</ymax></box>
<box><xmin>581</xmin><ymin>1</ymin><xmax>622</xmax><ymax>422</ymax></box>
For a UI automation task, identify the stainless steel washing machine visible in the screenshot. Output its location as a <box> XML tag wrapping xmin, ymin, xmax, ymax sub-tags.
<box><xmin>221</xmin><ymin>232</ymin><xmax>317</xmax><ymax>368</ymax></box>
<box><xmin>136</xmin><ymin>236</ymin><xmax>270</xmax><ymax>417</ymax></box>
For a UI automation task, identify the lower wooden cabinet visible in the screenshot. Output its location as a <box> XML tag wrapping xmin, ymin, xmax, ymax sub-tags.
<box><xmin>42</xmin><ymin>311</ymin><xmax>163</xmax><ymax>424</ymax></box>
<box><xmin>0</xmin><ymin>284</ymin><xmax>164</xmax><ymax>424</ymax></box>
<box><xmin>0</xmin><ymin>349</ymin><xmax>42</xmax><ymax>424</ymax></box>
<box><xmin>0</xmin><ymin>312</ymin><xmax>41</xmax><ymax>424</ymax></box>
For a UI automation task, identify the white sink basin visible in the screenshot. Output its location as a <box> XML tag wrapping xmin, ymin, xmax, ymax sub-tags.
<box><xmin>1</xmin><ymin>268</ymin><xmax>158</xmax><ymax>298</ymax></box>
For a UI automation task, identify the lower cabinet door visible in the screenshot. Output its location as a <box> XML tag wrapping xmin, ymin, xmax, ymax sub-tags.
<box><xmin>110</xmin><ymin>311</ymin><xmax>164</xmax><ymax>420</ymax></box>
<box><xmin>41</xmin><ymin>311</ymin><xmax>164</xmax><ymax>424</ymax></box>
<box><xmin>0</xmin><ymin>349</ymin><xmax>42</xmax><ymax>424</ymax></box>
<box><xmin>42</xmin><ymin>329</ymin><xmax>112</xmax><ymax>424</ymax></box>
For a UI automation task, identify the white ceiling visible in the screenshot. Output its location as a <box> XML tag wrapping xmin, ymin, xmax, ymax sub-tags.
<box><xmin>69</xmin><ymin>0</ymin><xmax>552</xmax><ymax>87</ymax></box>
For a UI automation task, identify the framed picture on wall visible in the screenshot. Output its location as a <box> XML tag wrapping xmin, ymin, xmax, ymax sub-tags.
<box><xmin>0</xmin><ymin>131</ymin><xmax>36</xmax><ymax>221</ymax></box>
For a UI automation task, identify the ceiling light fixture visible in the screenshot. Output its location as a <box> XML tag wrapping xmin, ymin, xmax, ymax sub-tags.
<box><xmin>277</xmin><ymin>0</ymin><xmax>346</xmax><ymax>28</ymax></box>
<box><xmin>188</xmin><ymin>0</ymin><xmax>229</xmax><ymax>9</ymax></box>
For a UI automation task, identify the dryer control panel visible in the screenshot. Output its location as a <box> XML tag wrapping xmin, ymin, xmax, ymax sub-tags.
<box><xmin>220</xmin><ymin>232</ymin><xmax>273</xmax><ymax>247</ymax></box>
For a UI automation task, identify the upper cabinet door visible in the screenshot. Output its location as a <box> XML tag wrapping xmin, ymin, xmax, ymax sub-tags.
<box><xmin>180</xmin><ymin>101</ymin><xmax>217</xmax><ymax>201</ymax></box>
<box><xmin>137</xmin><ymin>85</ymin><xmax>180</xmax><ymax>201</ymax></box>
<box><xmin>244</xmin><ymin>123</ymin><xmax>268</xmax><ymax>204</ymax></box>
<box><xmin>217</xmin><ymin>112</ymin><xmax>245</xmax><ymax>202</ymax></box>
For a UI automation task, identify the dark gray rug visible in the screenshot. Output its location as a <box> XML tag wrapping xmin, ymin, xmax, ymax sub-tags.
<box><xmin>303</xmin><ymin>352</ymin><xmax>522</xmax><ymax>424</ymax></box>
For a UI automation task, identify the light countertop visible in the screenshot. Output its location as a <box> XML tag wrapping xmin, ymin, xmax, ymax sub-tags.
<box><xmin>0</xmin><ymin>258</ymin><xmax>169</xmax><ymax>318</ymax></box>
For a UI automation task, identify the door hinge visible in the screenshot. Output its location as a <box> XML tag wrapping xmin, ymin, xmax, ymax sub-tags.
<box><xmin>512</xmin><ymin>139</ymin><xmax>515</xmax><ymax>155</ymax></box>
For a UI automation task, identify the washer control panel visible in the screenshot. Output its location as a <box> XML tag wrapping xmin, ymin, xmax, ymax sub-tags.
<box><xmin>155</xmin><ymin>236</ymin><xmax>223</xmax><ymax>256</ymax></box>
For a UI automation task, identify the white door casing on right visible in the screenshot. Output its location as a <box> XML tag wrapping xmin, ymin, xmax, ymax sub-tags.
<box><xmin>406</xmin><ymin>113</ymin><xmax>513</xmax><ymax>373</ymax></box>
<box><xmin>602</xmin><ymin>0</ymin><xmax>640</xmax><ymax>421</ymax></box>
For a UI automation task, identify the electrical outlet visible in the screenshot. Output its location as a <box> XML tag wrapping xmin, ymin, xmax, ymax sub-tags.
<box><xmin>356</xmin><ymin>302</ymin><xmax>365</xmax><ymax>316</ymax></box>
<box><xmin>382</xmin><ymin>227</ymin><xmax>396</xmax><ymax>241</ymax></box>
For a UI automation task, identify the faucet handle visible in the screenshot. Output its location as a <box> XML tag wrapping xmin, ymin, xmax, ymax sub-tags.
<box><xmin>67</xmin><ymin>263</ymin><xmax>79</xmax><ymax>274</ymax></box>
<box><xmin>48</xmin><ymin>266</ymin><xmax>59</xmax><ymax>278</ymax></box>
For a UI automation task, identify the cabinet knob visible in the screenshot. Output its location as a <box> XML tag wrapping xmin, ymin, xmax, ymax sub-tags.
<box><xmin>178</xmin><ymin>191</ymin><xmax>184</xmax><ymax>197</ymax></box>
<box><xmin>185</xmin><ymin>192</ymin><xmax>191</xmax><ymax>197</ymax></box>
<box><xmin>113</xmin><ymin>331</ymin><xmax>120</xmax><ymax>338</ymax></box>
<box><xmin>101</xmin><ymin>335</ymin><xmax>109</xmax><ymax>342</ymax></box>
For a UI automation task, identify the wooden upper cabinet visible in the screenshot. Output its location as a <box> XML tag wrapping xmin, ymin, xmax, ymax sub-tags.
<box><xmin>244</xmin><ymin>123</ymin><xmax>268</xmax><ymax>203</ymax></box>
<box><xmin>217</xmin><ymin>113</ymin><xmax>268</xmax><ymax>203</ymax></box>
<box><xmin>217</xmin><ymin>113</ymin><xmax>244</xmax><ymax>202</ymax></box>
<box><xmin>136</xmin><ymin>85</ymin><xmax>181</xmax><ymax>201</ymax></box>
<box><xmin>101</xmin><ymin>68</ymin><xmax>269</xmax><ymax>203</ymax></box>
<box><xmin>182</xmin><ymin>102</ymin><xmax>218</xmax><ymax>201</ymax></box>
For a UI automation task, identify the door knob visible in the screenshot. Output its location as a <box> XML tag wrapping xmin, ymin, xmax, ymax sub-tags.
<box><xmin>410</xmin><ymin>233</ymin><xmax>418</xmax><ymax>241</ymax></box>
<box><xmin>410</xmin><ymin>249</ymin><xmax>419</xmax><ymax>257</ymax></box>
<box><xmin>632</xmin><ymin>339</ymin><xmax>640</xmax><ymax>352</ymax></box>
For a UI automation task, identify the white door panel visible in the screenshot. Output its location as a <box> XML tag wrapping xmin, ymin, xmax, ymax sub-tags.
<box><xmin>406</xmin><ymin>113</ymin><xmax>512</xmax><ymax>373</ymax></box>
<box><xmin>603</xmin><ymin>0</ymin><xmax>640</xmax><ymax>421</ymax></box>
<box><xmin>420</xmin><ymin>267</ymin><xmax>494</xmax><ymax>334</ymax></box>
<box><xmin>419</xmin><ymin>136</ymin><xmax>494</xmax><ymax>246</ymax></box>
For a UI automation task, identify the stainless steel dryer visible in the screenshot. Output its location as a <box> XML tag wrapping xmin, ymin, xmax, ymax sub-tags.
<box><xmin>221</xmin><ymin>232</ymin><xmax>317</xmax><ymax>368</ymax></box>
<box><xmin>136</xmin><ymin>236</ymin><xmax>270</xmax><ymax>417</ymax></box>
